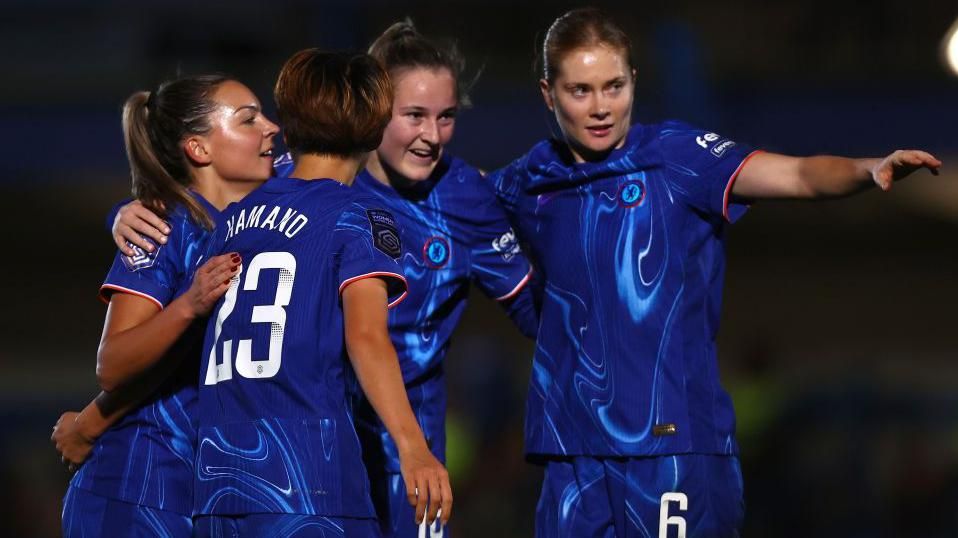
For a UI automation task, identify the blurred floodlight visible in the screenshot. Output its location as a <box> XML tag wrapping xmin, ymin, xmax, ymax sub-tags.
<box><xmin>944</xmin><ymin>17</ymin><xmax>958</xmax><ymax>76</ymax></box>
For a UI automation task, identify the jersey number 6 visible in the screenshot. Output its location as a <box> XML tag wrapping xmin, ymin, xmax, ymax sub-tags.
<box><xmin>659</xmin><ymin>492</ymin><xmax>688</xmax><ymax>538</ymax></box>
<box><xmin>205</xmin><ymin>251</ymin><xmax>297</xmax><ymax>385</ymax></box>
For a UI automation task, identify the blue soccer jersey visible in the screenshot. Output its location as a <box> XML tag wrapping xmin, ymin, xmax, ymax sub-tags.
<box><xmin>277</xmin><ymin>153</ymin><xmax>533</xmax><ymax>473</ymax></box>
<box><xmin>487</xmin><ymin>121</ymin><xmax>760</xmax><ymax>459</ymax></box>
<box><xmin>194</xmin><ymin>176</ymin><xmax>407</xmax><ymax>519</ymax></box>
<box><xmin>70</xmin><ymin>194</ymin><xmax>218</xmax><ymax>516</ymax></box>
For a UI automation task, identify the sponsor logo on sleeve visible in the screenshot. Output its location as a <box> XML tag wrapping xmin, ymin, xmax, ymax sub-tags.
<box><xmin>423</xmin><ymin>236</ymin><xmax>451</xmax><ymax>269</ymax></box>
<box><xmin>366</xmin><ymin>209</ymin><xmax>402</xmax><ymax>260</ymax></box>
<box><xmin>491</xmin><ymin>229</ymin><xmax>522</xmax><ymax>262</ymax></box>
<box><xmin>695</xmin><ymin>132</ymin><xmax>736</xmax><ymax>158</ymax></box>
<box><xmin>121</xmin><ymin>240</ymin><xmax>161</xmax><ymax>271</ymax></box>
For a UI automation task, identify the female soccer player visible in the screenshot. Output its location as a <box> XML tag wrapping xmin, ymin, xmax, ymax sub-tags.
<box><xmin>116</xmin><ymin>22</ymin><xmax>536</xmax><ymax>538</ymax></box>
<box><xmin>52</xmin><ymin>75</ymin><xmax>279</xmax><ymax>537</ymax></box>
<box><xmin>486</xmin><ymin>7</ymin><xmax>942</xmax><ymax>537</ymax></box>
<box><xmin>191</xmin><ymin>48</ymin><xmax>451</xmax><ymax>537</ymax></box>
<box><xmin>342</xmin><ymin>21</ymin><xmax>536</xmax><ymax>538</ymax></box>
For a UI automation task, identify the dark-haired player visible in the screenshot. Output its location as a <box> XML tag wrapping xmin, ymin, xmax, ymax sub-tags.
<box><xmin>192</xmin><ymin>49</ymin><xmax>451</xmax><ymax>537</ymax></box>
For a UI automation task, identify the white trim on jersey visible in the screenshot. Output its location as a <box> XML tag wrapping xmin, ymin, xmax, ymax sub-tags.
<box><xmin>722</xmin><ymin>149</ymin><xmax>764</xmax><ymax>223</ymax></box>
<box><xmin>495</xmin><ymin>267</ymin><xmax>534</xmax><ymax>302</ymax></box>
<box><xmin>338</xmin><ymin>271</ymin><xmax>409</xmax><ymax>309</ymax></box>
<box><xmin>98</xmin><ymin>284</ymin><xmax>164</xmax><ymax>311</ymax></box>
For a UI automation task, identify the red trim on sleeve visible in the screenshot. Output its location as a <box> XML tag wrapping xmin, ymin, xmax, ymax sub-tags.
<box><xmin>98</xmin><ymin>284</ymin><xmax>164</xmax><ymax>311</ymax></box>
<box><xmin>495</xmin><ymin>267</ymin><xmax>533</xmax><ymax>302</ymax></box>
<box><xmin>338</xmin><ymin>271</ymin><xmax>409</xmax><ymax>309</ymax></box>
<box><xmin>722</xmin><ymin>149</ymin><xmax>764</xmax><ymax>223</ymax></box>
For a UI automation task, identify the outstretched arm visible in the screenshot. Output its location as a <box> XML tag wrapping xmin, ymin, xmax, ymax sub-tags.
<box><xmin>343</xmin><ymin>277</ymin><xmax>453</xmax><ymax>527</ymax></box>
<box><xmin>732</xmin><ymin>150</ymin><xmax>941</xmax><ymax>200</ymax></box>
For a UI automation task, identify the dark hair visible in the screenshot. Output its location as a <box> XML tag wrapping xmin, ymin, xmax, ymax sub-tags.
<box><xmin>275</xmin><ymin>49</ymin><xmax>393</xmax><ymax>158</ymax></box>
<box><xmin>541</xmin><ymin>7</ymin><xmax>634</xmax><ymax>84</ymax></box>
<box><xmin>122</xmin><ymin>74</ymin><xmax>232</xmax><ymax>230</ymax></box>
<box><xmin>368</xmin><ymin>19</ymin><xmax>473</xmax><ymax>107</ymax></box>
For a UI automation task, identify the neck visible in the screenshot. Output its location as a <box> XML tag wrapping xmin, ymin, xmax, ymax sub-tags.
<box><xmin>291</xmin><ymin>153</ymin><xmax>364</xmax><ymax>186</ymax></box>
<box><xmin>364</xmin><ymin>150</ymin><xmax>426</xmax><ymax>191</ymax></box>
<box><xmin>365</xmin><ymin>151</ymin><xmax>391</xmax><ymax>187</ymax></box>
<box><xmin>191</xmin><ymin>172</ymin><xmax>263</xmax><ymax>211</ymax></box>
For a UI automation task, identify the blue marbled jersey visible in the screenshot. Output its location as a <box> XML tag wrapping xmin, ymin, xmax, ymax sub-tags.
<box><xmin>195</xmin><ymin>177</ymin><xmax>406</xmax><ymax>518</ymax></box>
<box><xmin>276</xmin><ymin>153</ymin><xmax>532</xmax><ymax>473</ymax></box>
<box><xmin>71</xmin><ymin>195</ymin><xmax>218</xmax><ymax>515</ymax></box>
<box><xmin>488</xmin><ymin>121</ymin><xmax>759</xmax><ymax>459</ymax></box>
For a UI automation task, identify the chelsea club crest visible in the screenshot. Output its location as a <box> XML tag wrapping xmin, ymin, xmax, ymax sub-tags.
<box><xmin>423</xmin><ymin>236</ymin><xmax>450</xmax><ymax>269</ymax></box>
<box><xmin>617</xmin><ymin>180</ymin><xmax>646</xmax><ymax>208</ymax></box>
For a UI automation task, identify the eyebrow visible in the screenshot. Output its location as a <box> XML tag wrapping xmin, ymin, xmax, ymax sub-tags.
<box><xmin>233</xmin><ymin>104</ymin><xmax>260</xmax><ymax>114</ymax></box>
<box><xmin>564</xmin><ymin>76</ymin><xmax>628</xmax><ymax>88</ymax></box>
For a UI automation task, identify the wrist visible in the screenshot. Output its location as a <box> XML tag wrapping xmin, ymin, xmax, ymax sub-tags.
<box><xmin>74</xmin><ymin>408</ymin><xmax>105</xmax><ymax>441</ymax></box>
<box><xmin>168</xmin><ymin>295</ymin><xmax>199</xmax><ymax>321</ymax></box>
<box><xmin>395</xmin><ymin>433</ymin><xmax>430</xmax><ymax>457</ymax></box>
<box><xmin>861</xmin><ymin>157</ymin><xmax>883</xmax><ymax>180</ymax></box>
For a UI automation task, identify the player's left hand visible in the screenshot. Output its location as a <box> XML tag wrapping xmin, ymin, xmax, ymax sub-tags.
<box><xmin>399</xmin><ymin>447</ymin><xmax>453</xmax><ymax>527</ymax></box>
<box><xmin>51</xmin><ymin>411</ymin><xmax>95</xmax><ymax>472</ymax></box>
<box><xmin>872</xmin><ymin>150</ymin><xmax>941</xmax><ymax>191</ymax></box>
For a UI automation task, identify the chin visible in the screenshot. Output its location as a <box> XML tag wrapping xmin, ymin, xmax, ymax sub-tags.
<box><xmin>584</xmin><ymin>142</ymin><xmax>617</xmax><ymax>157</ymax></box>
<box><xmin>400</xmin><ymin>166</ymin><xmax>434</xmax><ymax>182</ymax></box>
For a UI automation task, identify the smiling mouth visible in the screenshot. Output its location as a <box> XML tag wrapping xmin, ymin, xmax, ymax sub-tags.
<box><xmin>408</xmin><ymin>148</ymin><xmax>435</xmax><ymax>161</ymax></box>
<box><xmin>260</xmin><ymin>149</ymin><xmax>273</xmax><ymax>158</ymax></box>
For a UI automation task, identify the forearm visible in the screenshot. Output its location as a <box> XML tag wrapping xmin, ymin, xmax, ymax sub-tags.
<box><xmin>97</xmin><ymin>297</ymin><xmax>196</xmax><ymax>391</ymax></box>
<box><xmin>96</xmin><ymin>350</ymin><xmax>184</xmax><ymax>417</ymax></box>
<box><xmin>734</xmin><ymin>152</ymin><xmax>882</xmax><ymax>200</ymax></box>
<box><xmin>346</xmin><ymin>332</ymin><xmax>429</xmax><ymax>455</ymax></box>
<box><xmin>795</xmin><ymin>155</ymin><xmax>881</xmax><ymax>198</ymax></box>
<box><xmin>63</xmin><ymin>354</ymin><xmax>183</xmax><ymax>458</ymax></box>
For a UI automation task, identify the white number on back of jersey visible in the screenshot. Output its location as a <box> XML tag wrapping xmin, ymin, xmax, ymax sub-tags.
<box><xmin>418</xmin><ymin>518</ymin><xmax>444</xmax><ymax>538</ymax></box>
<box><xmin>659</xmin><ymin>492</ymin><xmax>688</xmax><ymax>538</ymax></box>
<box><xmin>205</xmin><ymin>251</ymin><xmax>296</xmax><ymax>385</ymax></box>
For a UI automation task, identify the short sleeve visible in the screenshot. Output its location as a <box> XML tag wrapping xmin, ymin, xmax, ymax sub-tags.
<box><xmin>99</xmin><ymin>236</ymin><xmax>181</xmax><ymax>310</ymax></box>
<box><xmin>658</xmin><ymin>121</ymin><xmax>761</xmax><ymax>223</ymax></box>
<box><xmin>333</xmin><ymin>201</ymin><xmax>408</xmax><ymax>308</ymax></box>
<box><xmin>484</xmin><ymin>161</ymin><xmax>524</xmax><ymax>220</ymax></box>
<box><xmin>468</xmin><ymin>190</ymin><xmax>533</xmax><ymax>301</ymax></box>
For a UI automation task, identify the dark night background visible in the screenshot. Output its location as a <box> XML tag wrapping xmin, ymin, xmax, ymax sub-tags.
<box><xmin>2</xmin><ymin>1</ymin><xmax>957</xmax><ymax>536</ymax></box>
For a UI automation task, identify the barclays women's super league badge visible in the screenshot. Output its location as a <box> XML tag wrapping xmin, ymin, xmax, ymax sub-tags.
<box><xmin>122</xmin><ymin>240</ymin><xmax>161</xmax><ymax>271</ymax></box>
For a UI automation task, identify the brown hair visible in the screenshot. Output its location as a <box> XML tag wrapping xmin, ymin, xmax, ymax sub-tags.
<box><xmin>541</xmin><ymin>7</ymin><xmax>634</xmax><ymax>84</ymax></box>
<box><xmin>122</xmin><ymin>74</ymin><xmax>231</xmax><ymax>230</ymax></box>
<box><xmin>368</xmin><ymin>19</ymin><xmax>473</xmax><ymax>107</ymax></box>
<box><xmin>275</xmin><ymin>49</ymin><xmax>393</xmax><ymax>157</ymax></box>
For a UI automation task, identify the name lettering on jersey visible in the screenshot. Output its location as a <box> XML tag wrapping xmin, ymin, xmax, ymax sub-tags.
<box><xmin>121</xmin><ymin>240</ymin><xmax>161</xmax><ymax>271</ymax></box>
<box><xmin>225</xmin><ymin>205</ymin><xmax>309</xmax><ymax>241</ymax></box>
<box><xmin>695</xmin><ymin>132</ymin><xmax>736</xmax><ymax>158</ymax></box>
<box><xmin>366</xmin><ymin>209</ymin><xmax>402</xmax><ymax>259</ymax></box>
<box><xmin>491</xmin><ymin>229</ymin><xmax>521</xmax><ymax>262</ymax></box>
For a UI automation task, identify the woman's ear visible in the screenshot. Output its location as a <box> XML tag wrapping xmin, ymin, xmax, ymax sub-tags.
<box><xmin>539</xmin><ymin>79</ymin><xmax>555</xmax><ymax>112</ymax></box>
<box><xmin>183</xmin><ymin>136</ymin><xmax>212</xmax><ymax>166</ymax></box>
